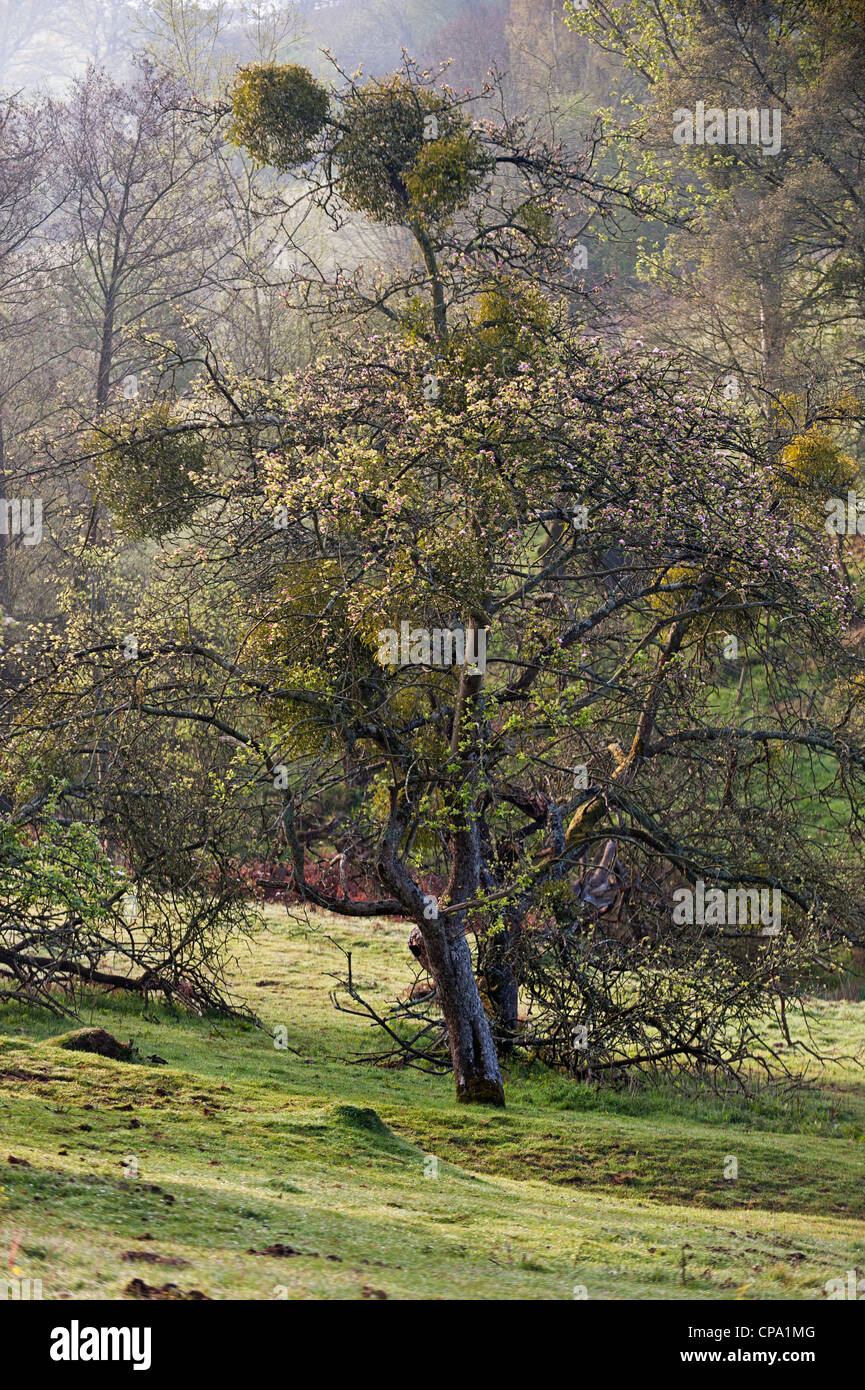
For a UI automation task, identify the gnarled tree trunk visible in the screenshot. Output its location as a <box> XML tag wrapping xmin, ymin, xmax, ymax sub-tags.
<box><xmin>422</xmin><ymin>910</ymin><xmax>505</xmax><ymax>1104</ymax></box>
<box><xmin>379</xmin><ymin>795</ymin><xmax>505</xmax><ymax>1107</ymax></box>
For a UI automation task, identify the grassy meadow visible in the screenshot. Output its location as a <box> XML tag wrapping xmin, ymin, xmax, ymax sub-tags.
<box><xmin>1</xmin><ymin>905</ymin><xmax>864</xmax><ymax>1301</ymax></box>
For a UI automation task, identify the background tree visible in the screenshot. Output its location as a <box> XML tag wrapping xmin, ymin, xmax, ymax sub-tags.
<box><xmin>49</xmin><ymin>58</ymin><xmax>228</xmax><ymax>413</ymax></box>
<box><xmin>0</xmin><ymin>92</ymin><xmax>67</xmax><ymax>618</ymax></box>
<box><xmin>566</xmin><ymin>0</ymin><xmax>865</xmax><ymax>413</ymax></box>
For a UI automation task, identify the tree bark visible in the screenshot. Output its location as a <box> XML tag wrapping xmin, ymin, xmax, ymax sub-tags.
<box><xmin>478</xmin><ymin>810</ymin><xmax>521</xmax><ymax>1046</ymax></box>
<box><xmin>410</xmin><ymin>217</ymin><xmax>448</xmax><ymax>342</ymax></box>
<box><xmin>478</xmin><ymin>910</ymin><xmax>520</xmax><ymax>1044</ymax></box>
<box><xmin>96</xmin><ymin>285</ymin><xmax>116</xmax><ymax>410</ymax></box>
<box><xmin>378</xmin><ymin>787</ymin><xmax>505</xmax><ymax>1106</ymax></box>
<box><xmin>0</xmin><ymin>415</ymin><xmax>9</xmax><ymax>614</ymax></box>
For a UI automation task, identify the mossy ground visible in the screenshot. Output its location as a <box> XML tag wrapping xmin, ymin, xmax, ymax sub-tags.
<box><xmin>1</xmin><ymin>907</ymin><xmax>863</xmax><ymax>1300</ymax></box>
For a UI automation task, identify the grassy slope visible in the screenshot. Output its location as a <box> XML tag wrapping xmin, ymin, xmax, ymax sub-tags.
<box><xmin>1</xmin><ymin>907</ymin><xmax>864</xmax><ymax>1300</ymax></box>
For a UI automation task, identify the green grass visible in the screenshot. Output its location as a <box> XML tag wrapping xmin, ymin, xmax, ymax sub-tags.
<box><xmin>1</xmin><ymin>906</ymin><xmax>864</xmax><ymax>1300</ymax></box>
